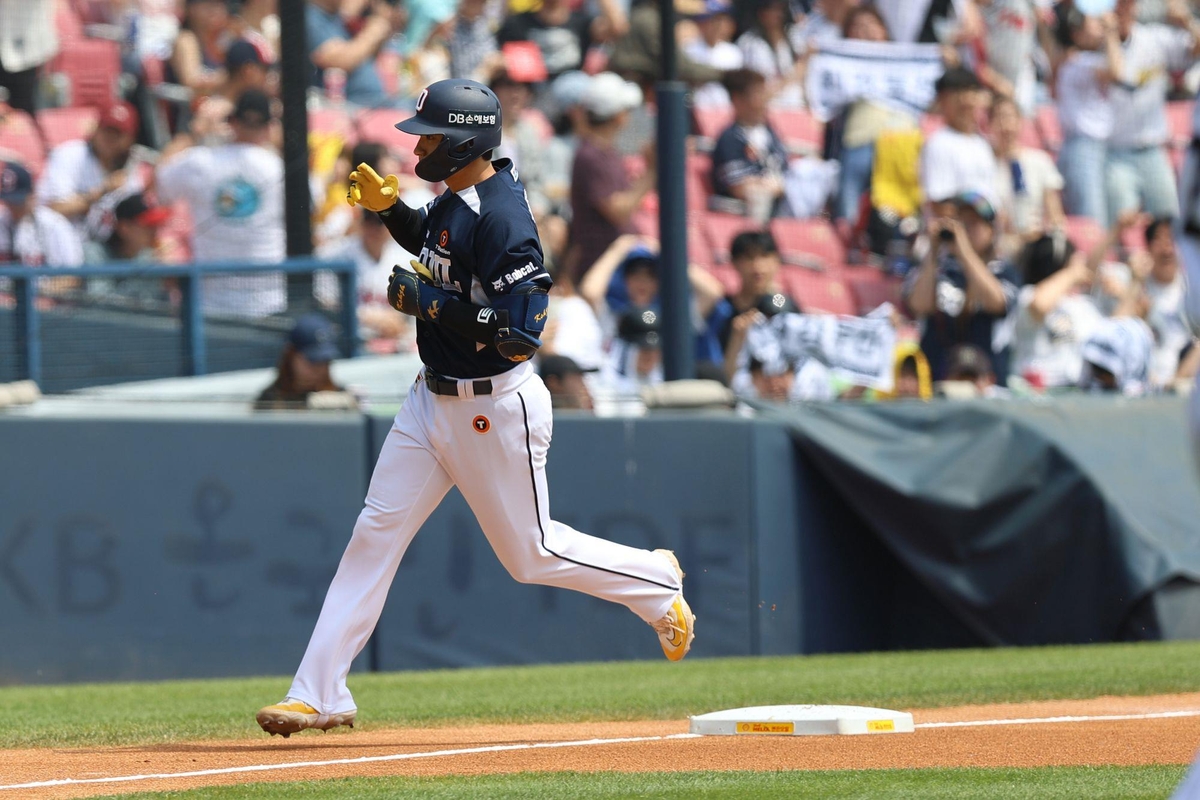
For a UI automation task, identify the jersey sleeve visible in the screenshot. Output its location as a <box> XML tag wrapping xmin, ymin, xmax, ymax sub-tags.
<box><xmin>474</xmin><ymin>204</ymin><xmax>550</xmax><ymax>298</ymax></box>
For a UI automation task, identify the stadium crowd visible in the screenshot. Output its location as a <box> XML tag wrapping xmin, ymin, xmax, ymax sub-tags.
<box><xmin>1</xmin><ymin>0</ymin><xmax>1199</xmax><ymax>409</ymax></box>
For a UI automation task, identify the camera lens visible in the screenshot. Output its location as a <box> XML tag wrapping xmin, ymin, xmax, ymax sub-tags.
<box><xmin>938</xmin><ymin>229</ymin><xmax>955</xmax><ymax>242</ymax></box>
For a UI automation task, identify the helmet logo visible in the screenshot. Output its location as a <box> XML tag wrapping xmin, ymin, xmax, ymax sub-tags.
<box><xmin>415</xmin><ymin>89</ymin><xmax>428</xmax><ymax>112</ymax></box>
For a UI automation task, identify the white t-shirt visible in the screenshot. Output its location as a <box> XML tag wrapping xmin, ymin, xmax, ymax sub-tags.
<box><xmin>874</xmin><ymin>0</ymin><xmax>966</xmax><ymax>43</ymax></box>
<box><xmin>1110</xmin><ymin>23</ymin><xmax>1197</xmax><ymax>149</ymax></box>
<box><xmin>1145</xmin><ymin>271</ymin><xmax>1191</xmax><ymax>387</ymax></box>
<box><xmin>546</xmin><ymin>294</ymin><xmax>605</xmax><ymax>371</ymax></box>
<box><xmin>994</xmin><ymin>147</ymin><xmax>1064</xmax><ymax>236</ymax></box>
<box><xmin>0</xmin><ymin>205</ymin><xmax>83</xmax><ymax>267</ymax></box>
<box><xmin>920</xmin><ymin>127</ymin><xmax>998</xmax><ymax>205</ymax></box>
<box><xmin>1056</xmin><ymin>51</ymin><xmax>1116</xmax><ymax>141</ymax></box>
<box><xmin>736</xmin><ymin>31</ymin><xmax>804</xmax><ymax>107</ymax></box>
<box><xmin>157</xmin><ymin>142</ymin><xmax>286</xmax><ymax>317</ymax></box>
<box><xmin>1012</xmin><ymin>285</ymin><xmax>1104</xmax><ymax>387</ymax></box>
<box><xmin>684</xmin><ymin>39</ymin><xmax>743</xmax><ymax>108</ymax></box>
<box><xmin>36</xmin><ymin>140</ymin><xmax>145</xmax><ymax>233</ymax></box>
<box><xmin>982</xmin><ymin>0</ymin><xmax>1038</xmax><ymax>114</ymax></box>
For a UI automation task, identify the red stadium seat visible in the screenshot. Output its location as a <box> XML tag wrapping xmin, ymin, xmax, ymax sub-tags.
<box><xmin>1166</xmin><ymin>100</ymin><xmax>1194</xmax><ymax>150</ymax></box>
<box><xmin>769</xmin><ymin>217</ymin><xmax>846</xmax><ymax>270</ymax></box>
<box><xmin>0</xmin><ymin>109</ymin><xmax>46</xmax><ymax>175</ymax></box>
<box><xmin>36</xmin><ymin>106</ymin><xmax>100</xmax><ymax>149</ymax></box>
<box><xmin>780</xmin><ymin>267</ymin><xmax>857</xmax><ymax>315</ymax></box>
<box><xmin>703</xmin><ymin>211</ymin><xmax>764</xmax><ymax>263</ymax></box>
<box><xmin>55</xmin><ymin>1</ymin><xmax>85</xmax><ymax>41</ymax></box>
<box><xmin>309</xmin><ymin>107</ymin><xmax>356</xmax><ymax>144</ymax></box>
<box><xmin>1035</xmin><ymin>105</ymin><xmax>1062</xmax><ymax>153</ymax></box>
<box><xmin>693</xmin><ymin>107</ymin><xmax>734</xmax><ymax>141</ymax></box>
<box><xmin>767</xmin><ymin>107</ymin><xmax>824</xmax><ymax>155</ymax></box>
<box><xmin>1065</xmin><ymin>215</ymin><xmax>1106</xmax><ymax>255</ymax></box>
<box><xmin>685</xmin><ymin>152</ymin><xmax>712</xmax><ymax>212</ymax></box>
<box><xmin>847</xmin><ymin>272</ymin><xmax>903</xmax><ymax>316</ymax></box>
<box><xmin>47</xmin><ymin>38</ymin><xmax>121</xmax><ymax>107</ymax></box>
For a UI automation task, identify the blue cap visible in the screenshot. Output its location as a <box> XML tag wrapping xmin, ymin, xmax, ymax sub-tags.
<box><xmin>696</xmin><ymin>0</ymin><xmax>734</xmax><ymax>18</ymax></box>
<box><xmin>952</xmin><ymin>190</ymin><xmax>996</xmax><ymax>223</ymax></box>
<box><xmin>621</xmin><ymin>244</ymin><xmax>660</xmax><ymax>275</ymax></box>
<box><xmin>0</xmin><ymin>161</ymin><xmax>33</xmax><ymax>204</ymax></box>
<box><xmin>289</xmin><ymin>314</ymin><xmax>340</xmax><ymax>363</ymax></box>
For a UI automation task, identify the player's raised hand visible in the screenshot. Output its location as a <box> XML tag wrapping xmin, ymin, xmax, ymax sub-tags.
<box><xmin>347</xmin><ymin>163</ymin><xmax>399</xmax><ymax>212</ymax></box>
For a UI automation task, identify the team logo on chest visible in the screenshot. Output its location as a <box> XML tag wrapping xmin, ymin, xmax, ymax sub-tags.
<box><xmin>418</xmin><ymin>244</ymin><xmax>461</xmax><ymax>292</ymax></box>
<box><xmin>472</xmin><ymin>415</ymin><xmax>491</xmax><ymax>434</ymax></box>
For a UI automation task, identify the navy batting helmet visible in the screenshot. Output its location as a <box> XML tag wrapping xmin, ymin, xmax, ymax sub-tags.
<box><xmin>396</xmin><ymin>79</ymin><xmax>503</xmax><ymax>183</ymax></box>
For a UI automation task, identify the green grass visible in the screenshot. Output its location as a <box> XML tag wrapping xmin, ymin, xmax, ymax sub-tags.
<box><xmin>3</xmin><ymin>641</ymin><xmax>1200</xmax><ymax>749</ymax></box>
<box><xmin>97</xmin><ymin>767</ymin><xmax>1191</xmax><ymax>799</ymax></box>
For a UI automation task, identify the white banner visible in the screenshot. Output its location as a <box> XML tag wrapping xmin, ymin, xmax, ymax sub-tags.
<box><xmin>747</xmin><ymin>311</ymin><xmax>897</xmax><ymax>391</ymax></box>
<box><xmin>804</xmin><ymin>39</ymin><xmax>946</xmax><ymax>122</ymax></box>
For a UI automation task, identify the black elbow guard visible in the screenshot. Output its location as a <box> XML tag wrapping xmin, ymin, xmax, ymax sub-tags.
<box><xmin>493</xmin><ymin>283</ymin><xmax>549</xmax><ymax>362</ymax></box>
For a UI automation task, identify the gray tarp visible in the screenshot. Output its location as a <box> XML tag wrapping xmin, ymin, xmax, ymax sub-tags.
<box><xmin>765</xmin><ymin>396</ymin><xmax>1200</xmax><ymax>646</ymax></box>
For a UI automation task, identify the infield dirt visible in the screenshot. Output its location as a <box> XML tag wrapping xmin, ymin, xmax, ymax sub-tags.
<box><xmin>4</xmin><ymin>693</ymin><xmax>1199</xmax><ymax>798</ymax></box>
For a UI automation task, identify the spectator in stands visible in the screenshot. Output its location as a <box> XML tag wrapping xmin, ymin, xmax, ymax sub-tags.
<box><xmin>883</xmin><ymin>342</ymin><xmax>934</xmax><ymax>400</ymax></box>
<box><xmin>541</xmin><ymin>261</ymin><xmax>606</xmax><ymax>371</ymax></box>
<box><xmin>156</xmin><ymin>89</ymin><xmax>285</xmax><ymax>317</ymax></box>
<box><xmin>0</xmin><ymin>0</ymin><xmax>57</xmax><ymax>115</ymax></box>
<box><xmin>990</xmin><ymin>95</ymin><xmax>1067</xmax><ymax>258</ymax></box>
<box><xmin>539</xmin><ymin>354</ymin><xmax>596</xmax><ymax>411</ymax></box>
<box><xmin>730</xmin><ymin>315</ymin><xmax>836</xmax><ymax>402</ymax></box>
<box><xmin>221</xmin><ymin>38</ymin><xmax>275</xmax><ymax>102</ymax></box>
<box><xmin>233</xmin><ymin>0</ymin><xmax>281</xmax><ymax>62</ymax></box>
<box><xmin>685</xmin><ymin>0</ymin><xmax>744</xmax><ymax>108</ymax></box>
<box><xmin>711</xmin><ymin>68</ymin><xmax>789</xmax><ymax>222</ymax></box>
<box><xmin>0</xmin><ymin>161</ymin><xmax>82</xmax><ymax>267</ymax></box>
<box><xmin>978</xmin><ymin>0</ymin><xmax>1040</xmax><ymax>115</ymax></box>
<box><xmin>36</xmin><ymin>102</ymin><xmax>143</xmax><ymax>236</ymax></box>
<box><xmin>600</xmin><ymin>306</ymin><xmax>664</xmax><ymax>394</ymax></box>
<box><xmin>317</xmin><ymin>207</ymin><xmax>418</xmax><ymax>353</ymax></box>
<box><xmin>306</xmin><ymin>0</ymin><xmax>405</xmax><ymax>108</ymax></box>
<box><xmin>904</xmin><ymin>191</ymin><xmax>1020</xmax><ymax>382</ymax></box>
<box><xmin>255</xmin><ymin>313</ymin><xmax>359</xmax><ymax>411</ymax></box>
<box><xmin>170</xmin><ymin>0</ymin><xmax>234</xmax><ymax>98</ymax></box>
<box><xmin>565</xmin><ymin>72</ymin><xmax>654</xmax><ymax>280</ymax></box>
<box><xmin>447</xmin><ymin>0</ymin><xmax>501</xmax><ymax>81</ymax></box>
<box><xmin>607</xmin><ymin>0</ymin><xmax>722</xmax><ymax>85</ymax></box>
<box><xmin>541</xmin><ymin>71</ymin><xmax>592</xmax><ymax>216</ymax></box>
<box><xmin>1079</xmin><ymin>316</ymin><xmax>1155</xmax><ymax>395</ymax></box>
<box><xmin>707</xmin><ymin>230</ymin><xmax>798</xmax><ymax>374</ymax></box>
<box><xmin>579</xmin><ymin>234</ymin><xmax>725</xmax><ymax>347</ymax></box>
<box><xmin>1140</xmin><ymin>216</ymin><xmax>1193</xmax><ymax>389</ymax></box>
<box><xmin>920</xmin><ymin>67</ymin><xmax>997</xmax><ymax>217</ymax></box>
<box><xmin>491</xmin><ymin>69</ymin><xmax>555</xmax><ymax>226</ymax></box>
<box><xmin>940</xmin><ymin>343</ymin><xmax>1003</xmax><ymax>397</ymax></box>
<box><xmin>83</xmin><ymin>192</ymin><xmax>171</xmax><ymax>264</ymax></box>
<box><xmin>792</xmin><ymin>0</ymin><xmax>858</xmax><ymax>54</ymax></box>
<box><xmin>1105</xmin><ymin>0</ymin><xmax>1200</xmax><ymax>225</ymax></box>
<box><xmin>872</xmin><ymin>0</ymin><xmax>983</xmax><ymax>44</ymax></box>
<box><xmin>498</xmin><ymin>0</ymin><xmax>613</xmax><ymax>80</ymax></box>
<box><xmin>737</xmin><ymin>0</ymin><xmax>803</xmax><ymax>107</ymax></box>
<box><xmin>1056</xmin><ymin>10</ymin><xmax>1123</xmax><ymax>224</ymax></box>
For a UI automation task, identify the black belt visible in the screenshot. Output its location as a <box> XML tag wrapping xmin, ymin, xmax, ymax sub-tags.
<box><xmin>424</xmin><ymin>369</ymin><xmax>492</xmax><ymax>397</ymax></box>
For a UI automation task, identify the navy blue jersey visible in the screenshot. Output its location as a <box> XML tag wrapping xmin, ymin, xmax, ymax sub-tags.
<box><xmin>414</xmin><ymin>159</ymin><xmax>551</xmax><ymax>378</ymax></box>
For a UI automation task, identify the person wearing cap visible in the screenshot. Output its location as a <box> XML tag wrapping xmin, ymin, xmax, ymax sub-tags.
<box><xmin>1056</xmin><ymin>10</ymin><xmax>1124</xmax><ymax>224</ymax></box>
<box><xmin>711</xmin><ymin>68</ymin><xmax>790</xmax><ymax>221</ymax></box>
<box><xmin>920</xmin><ymin>67</ymin><xmax>998</xmax><ymax>219</ymax></box>
<box><xmin>684</xmin><ymin>0</ymin><xmax>744</xmax><ymax>108</ymax></box>
<box><xmin>904</xmin><ymin>190</ymin><xmax>1021</xmax><ymax>382</ymax></box>
<box><xmin>83</xmin><ymin>192</ymin><xmax>171</xmax><ymax>265</ymax></box>
<box><xmin>156</xmin><ymin>88</ymin><xmax>285</xmax><ymax>316</ymax></box>
<box><xmin>1078</xmin><ymin>315</ymin><xmax>1155</xmax><ymax>395</ymax></box>
<box><xmin>538</xmin><ymin>353</ymin><xmax>595</xmax><ymax>410</ymax></box>
<box><xmin>37</xmin><ymin>102</ymin><xmax>142</xmax><ymax>235</ymax></box>
<box><xmin>254</xmin><ymin>313</ymin><xmax>359</xmax><ymax>410</ymax></box>
<box><xmin>599</xmin><ymin>306</ymin><xmax>665</xmax><ymax>395</ymax></box>
<box><xmin>220</xmin><ymin>38</ymin><xmax>274</xmax><ymax>103</ymax></box>
<box><xmin>565</xmin><ymin>72</ymin><xmax>655</xmax><ymax>280</ymax></box>
<box><xmin>0</xmin><ymin>160</ymin><xmax>82</xmax><ymax>268</ymax></box>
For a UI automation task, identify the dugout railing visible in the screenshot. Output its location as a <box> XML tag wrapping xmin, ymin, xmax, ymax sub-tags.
<box><xmin>0</xmin><ymin>259</ymin><xmax>357</xmax><ymax>393</ymax></box>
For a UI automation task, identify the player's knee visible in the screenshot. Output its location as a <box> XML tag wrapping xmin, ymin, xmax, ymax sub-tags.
<box><xmin>502</xmin><ymin>548</ymin><xmax>556</xmax><ymax>585</ymax></box>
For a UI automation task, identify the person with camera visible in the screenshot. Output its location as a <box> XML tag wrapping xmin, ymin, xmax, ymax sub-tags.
<box><xmin>903</xmin><ymin>191</ymin><xmax>1021</xmax><ymax>383</ymax></box>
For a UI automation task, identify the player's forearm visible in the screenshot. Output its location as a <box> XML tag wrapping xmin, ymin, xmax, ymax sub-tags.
<box><xmin>437</xmin><ymin>297</ymin><xmax>499</xmax><ymax>345</ymax></box>
<box><xmin>378</xmin><ymin>204</ymin><xmax>424</xmax><ymax>253</ymax></box>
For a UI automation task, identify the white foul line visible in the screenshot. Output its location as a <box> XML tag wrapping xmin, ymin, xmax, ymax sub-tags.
<box><xmin>916</xmin><ymin>709</ymin><xmax>1200</xmax><ymax>729</ymax></box>
<box><xmin>0</xmin><ymin>733</ymin><xmax>702</xmax><ymax>791</ymax></box>
<box><xmin>4</xmin><ymin>710</ymin><xmax>1199</xmax><ymax>792</ymax></box>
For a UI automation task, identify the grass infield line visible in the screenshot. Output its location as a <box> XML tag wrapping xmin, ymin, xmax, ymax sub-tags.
<box><xmin>4</xmin><ymin>709</ymin><xmax>1200</xmax><ymax>792</ymax></box>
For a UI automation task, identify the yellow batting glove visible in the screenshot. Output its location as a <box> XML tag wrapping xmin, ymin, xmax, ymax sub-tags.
<box><xmin>347</xmin><ymin>163</ymin><xmax>399</xmax><ymax>212</ymax></box>
<box><xmin>409</xmin><ymin>259</ymin><xmax>436</xmax><ymax>285</ymax></box>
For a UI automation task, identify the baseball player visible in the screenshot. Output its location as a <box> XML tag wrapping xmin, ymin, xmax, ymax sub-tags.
<box><xmin>256</xmin><ymin>79</ymin><xmax>695</xmax><ymax>737</ymax></box>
